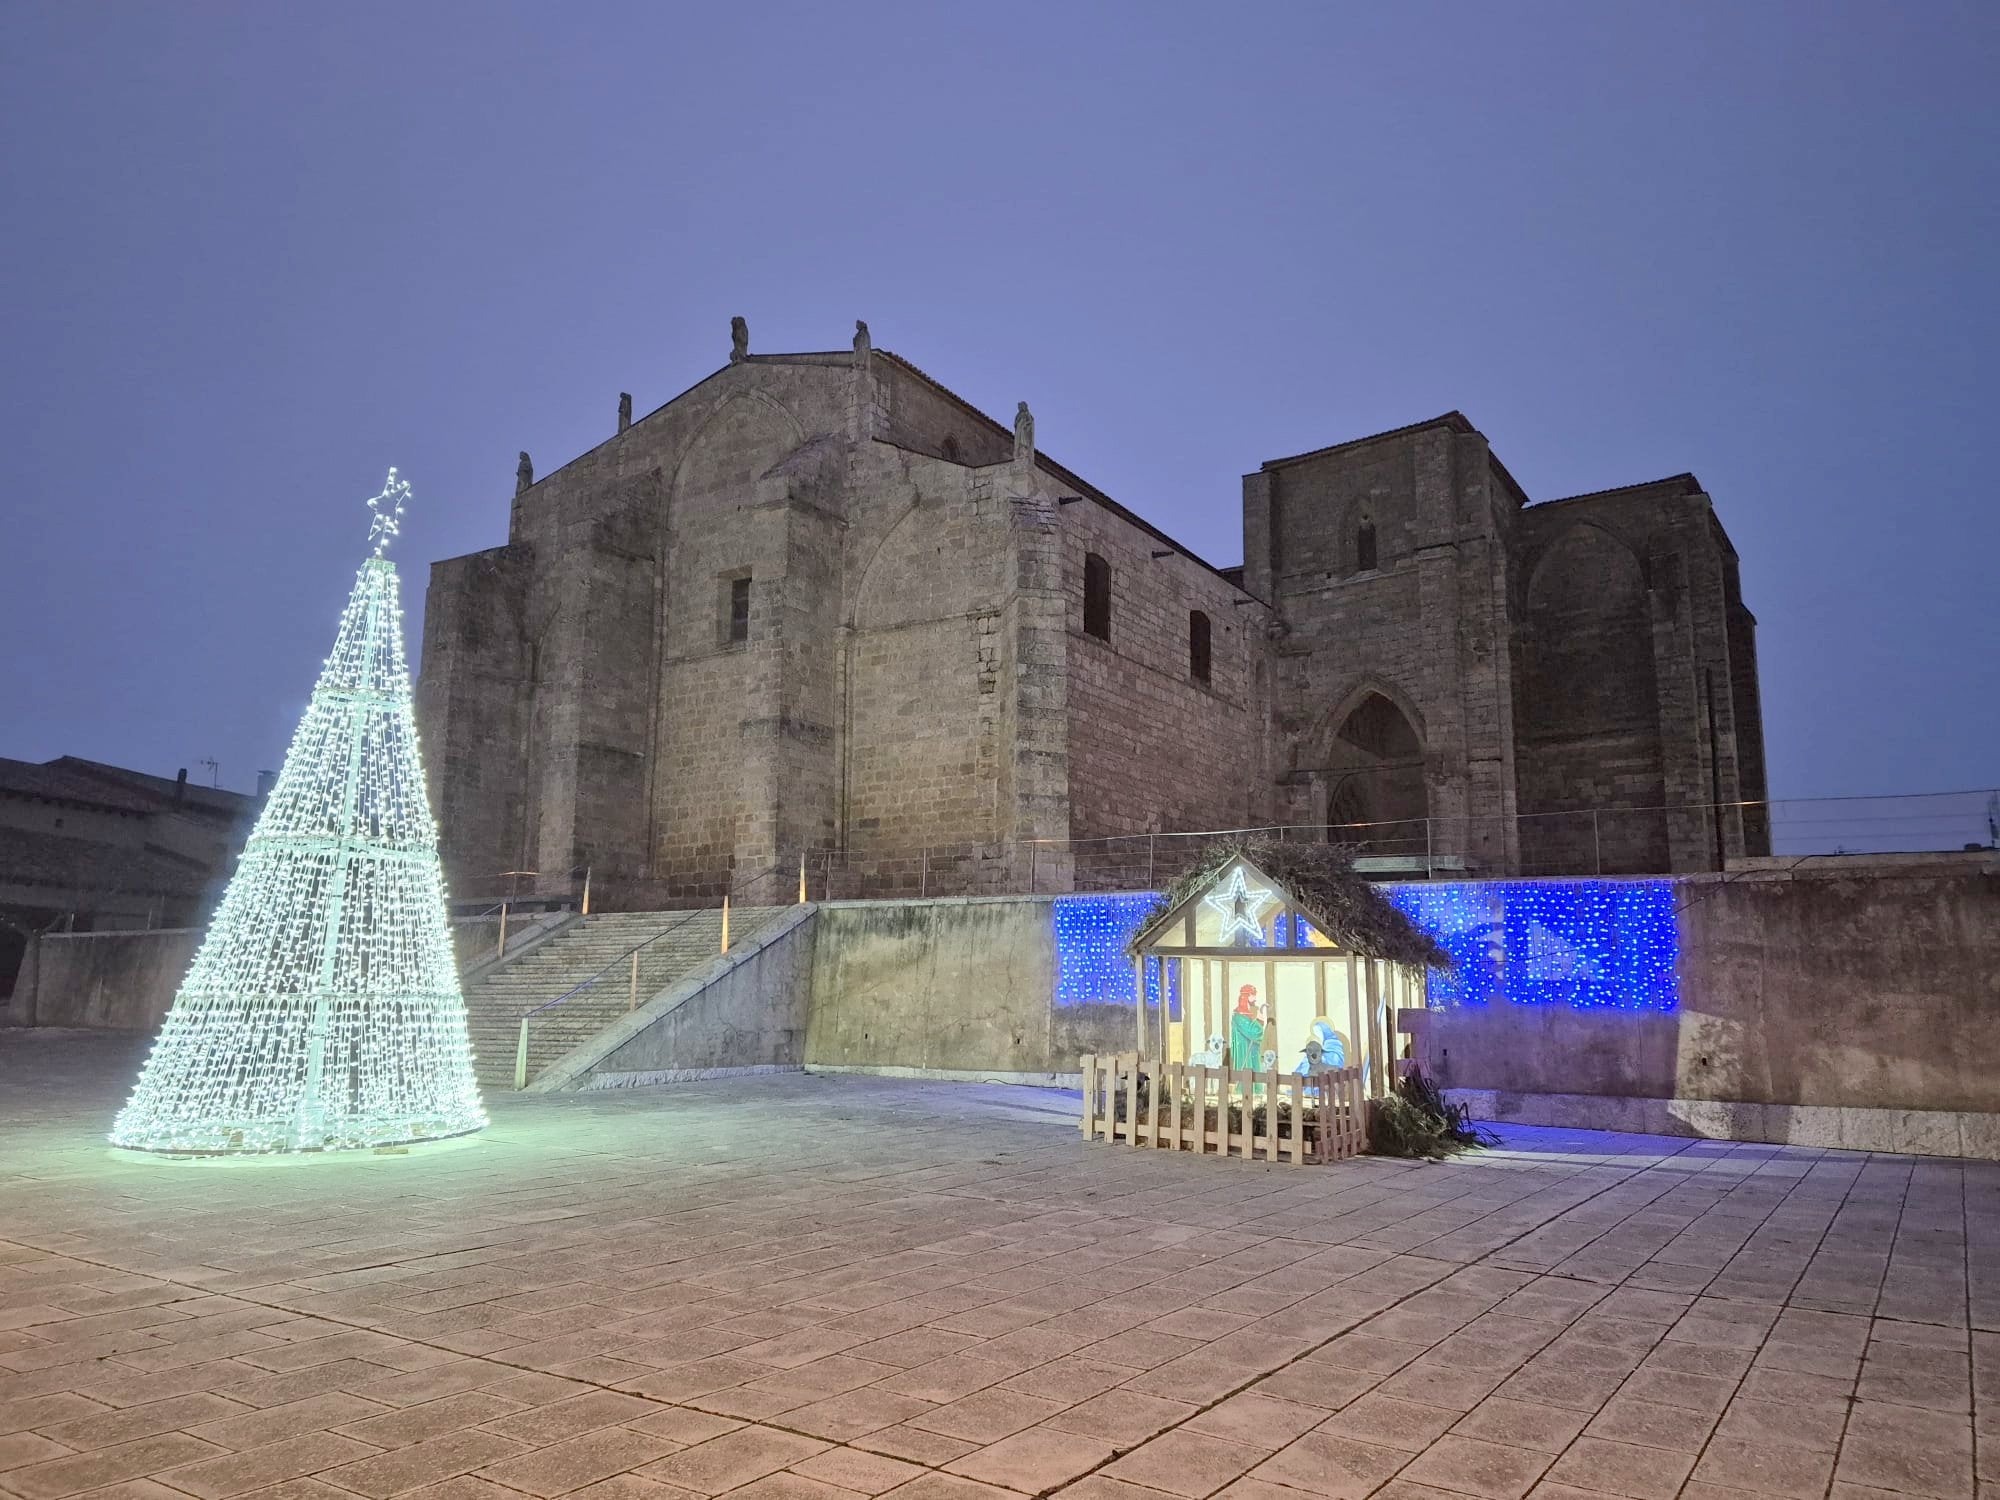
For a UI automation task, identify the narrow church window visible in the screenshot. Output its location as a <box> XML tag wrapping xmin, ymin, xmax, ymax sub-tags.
<box><xmin>728</xmin><ymin>575</ymin><xmax>751</xmax><ymax>644</ymax></box>
<box><xmin>1189</xmin><ymin>610</ymin><xmax>1212</xmax><ymax>684</ymax></box>
<box><xmin>940</xmin><ymin>435</ymin><xmax>961</xmax><ymax>463</ymax></box>
<box><xmin>1084</xmin><ymin>553</ymin><xmax>1111</xmax><ymax>641</ymax></box>
<box><xmin>1356</xmin><ymin>520</ymin><xmax>1378</xmax><ymax>573</ymax></box>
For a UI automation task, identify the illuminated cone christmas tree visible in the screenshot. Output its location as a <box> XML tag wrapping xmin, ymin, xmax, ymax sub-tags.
<box><xmin>111</xmin><ymin>471</ymin><xmax>486</xmax><ymax>1153</ymax></box>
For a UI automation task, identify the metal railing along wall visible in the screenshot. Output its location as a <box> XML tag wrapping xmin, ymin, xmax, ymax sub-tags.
<box><xmin>799</xmin><ymin>788</ymin><xmax>1998</xmax><ymax>899</ymax></box>
<box><xmin>507</xmin><ymin>864</ymin><xmax>787</xmax><ymax>1089</ymax></box>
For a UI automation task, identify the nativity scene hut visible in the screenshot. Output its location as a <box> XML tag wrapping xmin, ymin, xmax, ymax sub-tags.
<box><xmin>1126</xmin><ymin>840</ymin><xmax>1451</xmax><ymax>1099</ymax></box>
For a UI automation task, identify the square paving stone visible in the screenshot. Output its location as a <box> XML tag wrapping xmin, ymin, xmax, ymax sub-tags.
<box><xmin>1248</xmin><ymin>1429</ymin><xmax>1409</xmax><ymax>1499</ymax></box>
<box><xmin>1105</xmin><ymin>1430</ymin><xmax>1268</xmax><ymax>1498</ymax></box>
<box><xmin>945</xmin><ymin>1426</ymin><xmax>1121</xmax><ymax>1492</ymax></box>
<box><xmin>640</xmin><ymin>1426</ymin><xmax>830</xmax><ymax>1495</ymax></box>
<box><xmin>1394</xmin><ymin>1435</ymin><xmax>1550</xmax><ymax>1499</ymax></box>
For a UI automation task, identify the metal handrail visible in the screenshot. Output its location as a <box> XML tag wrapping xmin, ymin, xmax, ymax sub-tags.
<box><xmin>509</xmin><ymin>864</ymin><xmax>788</xmax><ymax>1088</ymax></box>
<box><xmin>801</xmin><ymin>788</ymin><xmax>2000</xmax><ymax>897</ymax></box>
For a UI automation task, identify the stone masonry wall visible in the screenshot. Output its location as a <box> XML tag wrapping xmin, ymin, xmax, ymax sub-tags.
<box><xmin>648</xmin><ymin>375</ymin><xmax>846</xmax><ymax>898</ymax></box>
<box><xmin>1512</xmin><ymin>514</ymin><xmax>1668</xmax><ymax>873</ymax></box>
<box><xmin>417</xmin><ymin>545</ymin><xmax>533</xmax><ymax>895</ymax></box>
<box><xmin>421</xmin><ymin>342</ymin><xmax>1768</xmax><ymax>899</ymax></box>
<box><xmin>1258</xmin><ymin>422</ymin><xmax>1519</xmax><ymax>871</ymax></box>
<box><xmin>841</xmin><ymin>446</ymin><xmax>1011</xmax><ymax>882</ymax></box>
<box><xmin>1057</xmin><ymin>495</ymin><xmax>1267</xmax><ymax>879</ymax></box>
<box><xmin>1510</xmin><ymin>480</ymin><xmax>1760</xmax><ymax>874</ymax></box>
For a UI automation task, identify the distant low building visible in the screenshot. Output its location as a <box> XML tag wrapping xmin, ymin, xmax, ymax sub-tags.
<box><xmin>0</xmin><ymin>757</ymin><xmax>260</xmax><ymax>1001</ymax></box>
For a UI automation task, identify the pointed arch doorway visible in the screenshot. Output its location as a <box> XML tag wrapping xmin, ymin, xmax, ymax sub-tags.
<box><xmin>1323</xmin><ymin>690</ymin><xmax>1427</xmax><ymax>860</ymax></box>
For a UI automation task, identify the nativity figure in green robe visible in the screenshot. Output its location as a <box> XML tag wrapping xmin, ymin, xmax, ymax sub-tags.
<box><xmin>1229</xmin><ymin>984</ymin><xmax>1267</xmax><ymax>1071</ymax></box>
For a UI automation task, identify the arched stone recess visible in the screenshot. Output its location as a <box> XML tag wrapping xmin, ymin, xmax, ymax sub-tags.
<box><xmin>841</xmin><ymin>489</ymin><xmax>1004</xmax><ymax>872</ymax></box>
<box><xmin>1308</xmin><ymin>677</ymin><xmax>1431</xmax><ymax>858</ymax></box>
<box><xmin>846</xmin><ymin>488</ymin><xmax>930</xmax><ymax>633</ymax></box>
<box><xmin>1517</xmin><ymin>521</ymin><xmax>1666</xmax><ymax>873</ymax></box>
<box><xmin>669</xmin><ymin>389</ymin><xmax>810</xmax><ymax>501</ymax></box>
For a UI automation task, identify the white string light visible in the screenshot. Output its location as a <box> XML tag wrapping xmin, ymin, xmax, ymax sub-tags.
<box><xmin>367</xmin><ymin>467</ymin><xmax>408</xmax><ymax>559</ymax></box>
<box><xmin>110</xmin><ymin>471</ymin><xmax>487</xmax><ymax>1154</ymax></box>
<box><xmin>1203</xmin><ymin>866</ymin><xmax>1276</xmax><ymax>944</ymax></box>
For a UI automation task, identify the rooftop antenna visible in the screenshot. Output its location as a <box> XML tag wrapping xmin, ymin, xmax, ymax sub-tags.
<box><xmin>198</xmin><ymin>757</ymin><xmax>220</xmax><ymax>788</ymax></box>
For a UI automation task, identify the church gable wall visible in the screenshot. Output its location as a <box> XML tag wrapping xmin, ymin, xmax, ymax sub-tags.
<box><xmin>479</xmin><ymin>358</ymin><xmax>861</xmax><ymax>902</ymax></box>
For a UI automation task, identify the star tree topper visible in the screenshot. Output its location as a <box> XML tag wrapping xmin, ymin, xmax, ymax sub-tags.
<box><xmin>1204</xmin><ymin>865</ymin><xmax>1276</xmax><ymax>944</ymax></box>
<box><xmin>368</xmin><ymin>468</ymin><xmax>410</xmax><ymax>558</ymax></box>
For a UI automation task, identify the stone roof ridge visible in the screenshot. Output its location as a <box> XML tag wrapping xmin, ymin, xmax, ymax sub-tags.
<box><xmin>1256</xmin><ymin>413</ymin><xmax>1478</xmax><ymax>472</ymax></box>
<box><xmin>871</xmin><ymin>349</ymin><xmax>1254</xmax><ymax>593</ymax></box>
<box><xmin>1530</xmin><ymin>473</ymin><xmax>1704</xmax><ymax>509</ymax></box>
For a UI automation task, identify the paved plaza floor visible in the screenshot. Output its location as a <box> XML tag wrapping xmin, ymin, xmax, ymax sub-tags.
<box><xmin>3</xmin><ymin>1030</ymin><xmax>1998</xmax><ymax>1500</ymax></box>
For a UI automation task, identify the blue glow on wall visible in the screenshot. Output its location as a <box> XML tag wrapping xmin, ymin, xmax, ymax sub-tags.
<box><xmin>1047</xmin><ymin>881</ymin><xmax>1678</xmax><ymax>1018</ymax></box>
<box><xmin>1386</xmin><ymin>879</ymin><xmax>1679</xmax><ymax>1012</ymax></box>
<box><xmin>1052</xmin><ymin>894</ymin><xmax>1178</xmax><ymax>1018</ymax></box>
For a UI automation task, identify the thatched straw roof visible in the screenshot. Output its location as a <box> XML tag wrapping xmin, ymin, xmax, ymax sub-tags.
<box><xmin>1127</xmin><ymin>838</ymin><xmax>1452</xmax><ymax>969</ymax></box>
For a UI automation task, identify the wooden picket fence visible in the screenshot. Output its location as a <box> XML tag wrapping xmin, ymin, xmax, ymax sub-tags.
<box><xmin>1079</xmin><ymin>1052</ymin><xmax>1367</xmax><ymax>1165</ymax></box>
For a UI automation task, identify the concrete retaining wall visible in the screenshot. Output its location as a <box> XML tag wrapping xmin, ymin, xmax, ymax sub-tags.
<box><xmin>1420</xmin><ymin>862</ymin><xmax>2000</xmax><ymax>1155</ymax></box>
<box><xmin>9</xmin><ymin>911</ymin><xmax>575</xmax><ymax>1031</ymax></box>
<box><xmin>6</xmin><ymin>929</ymin><xmax>203</xmax><ymax>1030</ymax></box>
<box><xmin>14</xmin><ymin>860</ymin><xmax>1998</xmax><ymax>1160</ymax></box>
<box><xmin>533</xmin><ymin>905</ymin><xmax>817</xmax><ymax>1091</ymax></box>
<box><xmin>803</xmin><ymin>896</ymin><xmax>1131</xmax><ymax>1083</ymax></box>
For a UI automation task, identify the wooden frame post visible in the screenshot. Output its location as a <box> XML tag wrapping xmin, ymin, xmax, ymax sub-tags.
<box><xmin>1365</xmin><ymin>959</ymin><xmax>1384</xmax><ymax>1097</ymax></box>
<box><xmin>1346</xmin><ymin>954</ymin><xmax>1362</xmax><ymax>1084</ymax></box>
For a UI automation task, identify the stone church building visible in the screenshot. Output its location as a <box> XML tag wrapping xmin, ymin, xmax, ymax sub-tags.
<box><xmin>417</xmin><ymin>320</ymin><xmax>1768</xmax><ymax>903</ymax></box>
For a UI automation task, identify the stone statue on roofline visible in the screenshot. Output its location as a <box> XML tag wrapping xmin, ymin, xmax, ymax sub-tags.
<box><xmin>1013</xmin><ymin>401</ymin><xmax>1035</xmax><ymax>471</ymax></box>
<box><xmin>516</xmin><ymin>451</ymin><xmax>533</xmax><ymax>495</ymax></box>
<box><xmin>730</xmin><ymin>316</ymin><xmax>749</xmax><ymax>364</ymax></box>
<box><xmin>853</xmin><ymin>319</ymin><xmax>870</xmax><ymax>355</ymax></box>
<box><xmin>618</xmin><ymin>393</ymin><xmax>632</xmax><ymax>432</ymax></box>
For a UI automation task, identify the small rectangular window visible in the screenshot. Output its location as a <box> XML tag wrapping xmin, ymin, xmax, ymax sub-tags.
<box><xmin>1189</xmin><ymin>609</ymin><xmax>1212</xmax><ymax>684</ymax></box>
<box><xmin>1356</xmin><ymin>521</ymin><xmax>1378</xmax><ymax>573</ymax></box>
<box><xmin>728</xmin><ymin>575</ymin><xmax>751</xmax><ymax>643</ymax></box>
<box><xmin>1083</xmin><ymin>553</ymin><xmax>1111</xmax><ymax>641</ymax></box>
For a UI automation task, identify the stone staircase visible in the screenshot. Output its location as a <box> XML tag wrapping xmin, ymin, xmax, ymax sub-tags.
<box><xmin>463</xmin><ymin>907</ymin><xmax>784</xmax><ymax>1090</ymax></box>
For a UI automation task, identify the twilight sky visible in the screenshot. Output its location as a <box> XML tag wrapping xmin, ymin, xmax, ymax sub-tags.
<box><xmin>1</xmin><ymin>2</ymin><xmax>1993</xmax><ymax>808</ymax></box>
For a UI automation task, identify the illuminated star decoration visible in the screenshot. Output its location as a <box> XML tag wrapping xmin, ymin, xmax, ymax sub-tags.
<box><xmin>367</xmin><ymin>467</ymin><xmax>410</xmax><ymax>559</ymax></box>
<box><xmin>1204</xmin><ymin>865</ymin><xmax>1276</xmax><ymax>944</ymax></box>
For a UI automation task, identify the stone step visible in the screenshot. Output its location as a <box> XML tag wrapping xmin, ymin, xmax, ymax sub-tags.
<box><xmin>462</xmin><ymin>906</ymin><xmax>789</xmax><ymax>1089</ymax></box>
